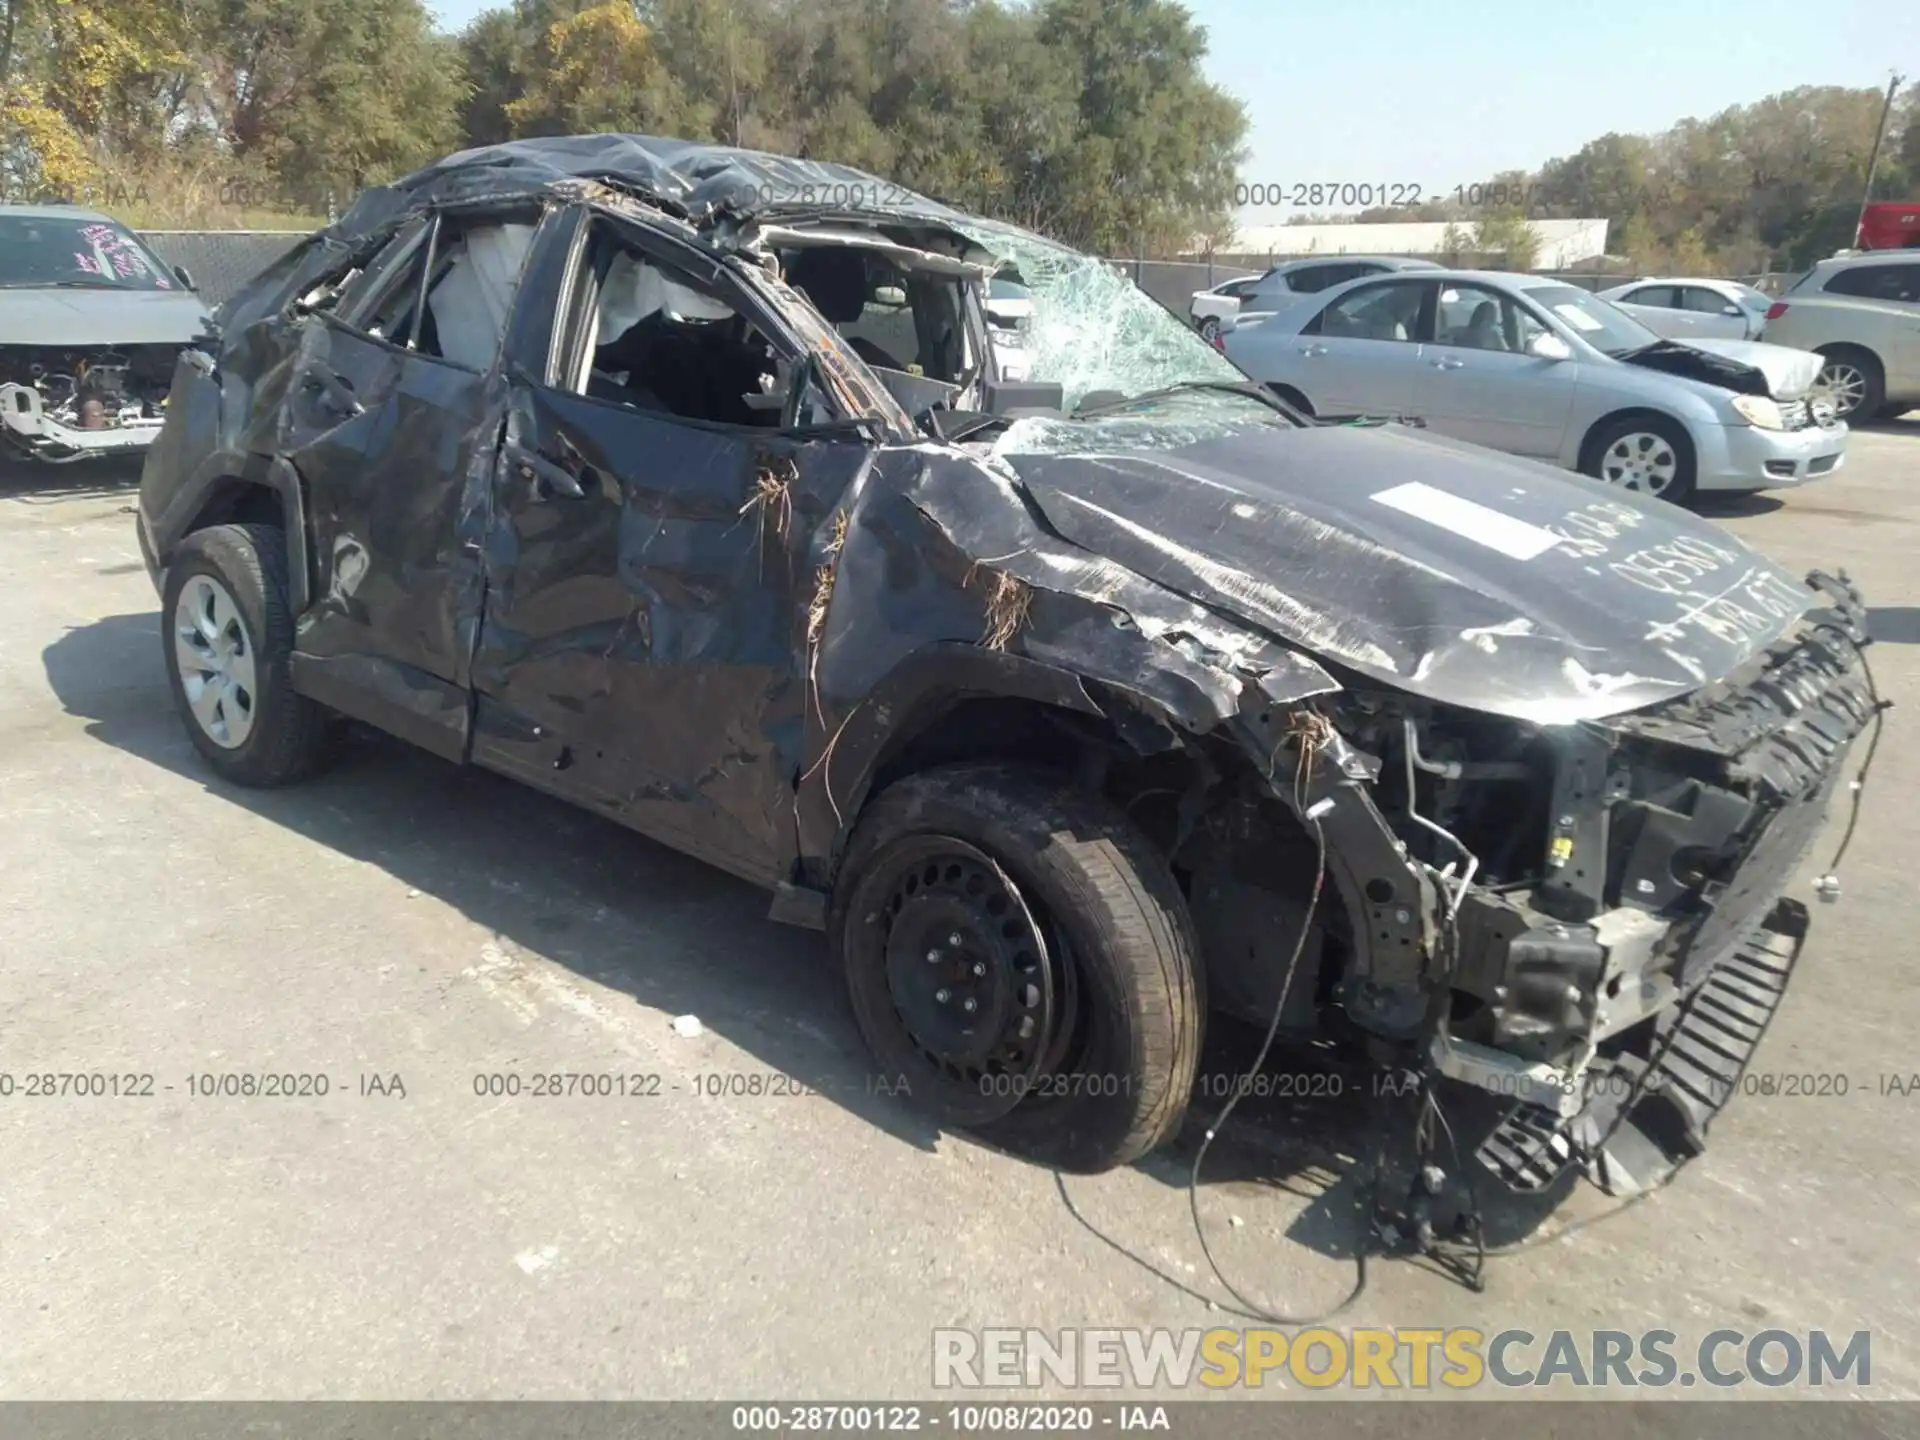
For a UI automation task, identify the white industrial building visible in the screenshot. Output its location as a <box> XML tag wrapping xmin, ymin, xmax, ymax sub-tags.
<box><xmin>1209</xmin><ymin>218</ymin><xmax>1611</xmax><ymax>269</ymax></box>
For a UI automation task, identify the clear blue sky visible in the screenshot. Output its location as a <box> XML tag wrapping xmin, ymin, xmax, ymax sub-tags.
<box><xmin>428</xmin><ymin>0</ymin><xmax>1913</xmax><ymax>221</ymax></box>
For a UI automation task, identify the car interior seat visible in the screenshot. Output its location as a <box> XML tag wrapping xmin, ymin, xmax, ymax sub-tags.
<box><xmin>1464</xmin><ymin>300</ymin><xmax>1506</xmax><ymax>351</ymax></box>
<box><xmin>784</xmin><ymin>248</ymin><xmax>905</xmax><ymax>371</ymax></box>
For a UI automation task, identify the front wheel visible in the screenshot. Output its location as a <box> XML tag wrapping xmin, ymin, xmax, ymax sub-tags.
<box><xmin>831</xmin><ymin>762</ymin><xmax>1203</xmax><ymax>1173</ymax></box>
<box><xmin>1583</xmin><ymin>414</ymin><xmax>1696</xmax><ymax>503</ymax></box>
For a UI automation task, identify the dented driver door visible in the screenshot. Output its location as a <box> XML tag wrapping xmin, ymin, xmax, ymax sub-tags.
<box><xmin>469</xmin><ymin>204</ymin><xmax>874</xmax><ymax>887</ymax></box>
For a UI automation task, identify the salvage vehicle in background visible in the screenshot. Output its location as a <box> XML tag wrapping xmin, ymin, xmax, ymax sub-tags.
<box><xmin>139</xmin><ymin>138</ymin><xmax>1876</xmax><ymax>1221</ymax></box>
<box><xmin>1186</xmin><ymin>272</ymin><xmax>1264</xmax><ymax>341</ymax></box>
<box><xmin>1226</xmin><ymin>268</ymin><xmax>1847</xmax><ymax>504</ymax></box>
<box><xmin>1594</xmin><ymin>277</ymin><xmax>1772</xmax><ymax>341</ymax></box>
<box><xmin>0</xmin><ymin>205</ymin><xmax>211</xmax><ymax>463</ymax></box>
<box><xmin>1189</xmin><ymin>256</ymin><xmax>1440</xmax><ymax>341</ymax></box>
<box><xmin>1759</xmin><ymin>252</ymin><xmax>1920</xmax><ymax>422</ymax></box>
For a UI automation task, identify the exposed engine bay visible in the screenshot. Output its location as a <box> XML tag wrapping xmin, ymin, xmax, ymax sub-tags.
<box><xmin>0</xmin><ymin>345</ymin><xmax>178</xmax><ymax>462</ymax></box>
<box><xmin>1133</xmin><ymin>569</ymin><xmax>1880</xmax><ymax>1276</ymax></box>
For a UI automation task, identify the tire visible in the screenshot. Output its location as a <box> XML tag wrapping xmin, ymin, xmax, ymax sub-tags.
<box><xmin>831</xmin><ymin>762</ymin><xmax>1203</xmax><ymax>1173</ymax></box>
<box><xmin>1813</xmin><ymin>346</ymin><xmax>1884</xmax><ymax>423</ymax></box>
<box><xmin>1197</xmin><ymin>315</ymin><xmax>1222</xmax><ymax>343</ymax></box>
<box><xmin>1582</xmin><ymin>413</ymin><xmax>1696</xmax><ymax>504</ymax></box>
<box><xmin>161</xmin><ymin>523</ymin><xmax>333</xmax><ymax>787</ymax></box>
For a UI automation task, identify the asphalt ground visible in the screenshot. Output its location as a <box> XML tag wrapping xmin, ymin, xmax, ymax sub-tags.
<box><xmin>2</xmin><ymin>416</ymin><xmax>1918</xmax><ymax>1407</ymax></box>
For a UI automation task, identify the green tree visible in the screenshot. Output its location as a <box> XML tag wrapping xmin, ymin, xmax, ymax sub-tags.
<box><xmin>1471</xmin><ymin>211</ymin><xmax>1539</xmax><ymax>270</ymax></box>
<box><xmin>1029</xmin><ymin>0</ymin><xmax>1245</xmax><ymax>253</ymax></box>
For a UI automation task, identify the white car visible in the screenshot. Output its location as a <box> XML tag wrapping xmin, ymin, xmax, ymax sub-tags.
<box><xmin>1189</xmin><ymin>256</ymin><xmax>1441</xmax><ymax>343</ymax></box>
<box><xmin>1595</xmin><ymin>277</ymin><xmax>1773</xmax><ymax>341</ymax></box>
<box><xmin>1187</xmin><ymin>273</ymin><xmax>1264</xmax><ymax>341</ymax></box>
<box><xmin>1182</xmin><ymin>255</ymin><xmax>1443</xmax><ymax>341</ymax></box>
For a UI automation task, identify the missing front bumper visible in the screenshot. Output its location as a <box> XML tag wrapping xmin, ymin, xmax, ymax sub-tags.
<box><xmin>0</xmin><ymin>382</ymin><xmax>162</xmax><ymax>462</ymax></box>
<box><xmin>1474</xmin><ymin>896</ymin><xmax>1809</xmax><ymax>1198</ymax></box>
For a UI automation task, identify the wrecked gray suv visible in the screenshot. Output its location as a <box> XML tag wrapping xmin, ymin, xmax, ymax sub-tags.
<box><xmin>137</xmin><ymin>138</ymin><xmax>1879</xmax><ymax>1205</ymax></box>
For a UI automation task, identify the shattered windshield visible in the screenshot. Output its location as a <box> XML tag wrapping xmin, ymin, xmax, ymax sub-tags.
<box><xmin>954</xmin><ymin>221</ymin><xmax>1248</xmax><ymax>412</ymax></box>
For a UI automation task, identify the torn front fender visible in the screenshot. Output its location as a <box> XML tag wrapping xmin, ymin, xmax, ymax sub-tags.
<box><xmin>795</xmin><ymin>441</ymin><xmax>1342</xmax><ymax>871</ymax></box>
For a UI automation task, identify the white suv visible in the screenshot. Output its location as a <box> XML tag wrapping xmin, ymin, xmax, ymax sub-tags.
<box><xmin>1760</xmin><ymin>253</ymin><xmax>1920</xmax><ymax>422</ymax></box>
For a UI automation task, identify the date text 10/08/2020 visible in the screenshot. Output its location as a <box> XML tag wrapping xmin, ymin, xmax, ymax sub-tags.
<box><xmin>1230</xmin><ymin>181</ymin><xmax>1675</xmax><ymax>211</ymax></box>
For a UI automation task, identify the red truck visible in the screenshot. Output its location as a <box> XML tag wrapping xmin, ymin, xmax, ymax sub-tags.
<box><xmin>1857</xmin><ymin>201</ymin><xmax>1920</xmax><ymax>250</ymax></box>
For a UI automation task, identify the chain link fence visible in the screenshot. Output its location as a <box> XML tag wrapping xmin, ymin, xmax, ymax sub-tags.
<box><xmin>136</xmin><ymin>228</ymin><xmax>1807</xmax><ymax>330</ymax></box>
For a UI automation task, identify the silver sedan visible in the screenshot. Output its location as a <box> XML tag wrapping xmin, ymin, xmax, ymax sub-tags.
<box><xmin>1223</xmin><ymin>269</ymin><xmax>1847</xmax><ymax>504</ymax></box>
<box><xmin>1594</xmin><ymin>277</ymin><xmax>1773</xmax><ymax>341</ymax></box>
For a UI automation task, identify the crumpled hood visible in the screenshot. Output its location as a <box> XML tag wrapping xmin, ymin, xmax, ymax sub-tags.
<box><xmin>1673</xmin><ymin>338</ymin><xmax>1825</xmax><ymax>399</ymax></box>
<box><xmin>999</xmin><ymin>420</ymin><xmax>1813</xmax><ymax>724</ymax></box>
<box><xmin>1619</xmin><ymin>337</ymin><xmax>1822</xmax><ymax>400</ymax></box>
<box><xmin>0</xmin><ymin>287</ymin><xmax>213</xmax><ymax>348</ymax></box>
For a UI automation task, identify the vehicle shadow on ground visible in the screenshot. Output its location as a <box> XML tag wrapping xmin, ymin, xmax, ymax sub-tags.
<box><xmin>45</xmin><ymin>609</ymin><xmax>1567</xmax><ymax>1280</ymax></box>
<box><xmin>1694</xmin><ymin>492</ymin><xmax>1785</xmax><ymax>519</ymax></box>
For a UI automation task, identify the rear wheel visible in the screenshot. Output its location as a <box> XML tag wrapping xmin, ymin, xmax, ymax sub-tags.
<box><xmin>162</xmin><ymin>523</ymin><xmax>334</xmax><ymax>787</ymax></box>
<box><xmin>832</xmin><ymin>762</ymin><xmax>1203</xmax><ymax>1173</ymax></box>
<box><xmin>1813</xmin><ymin>346</ymin><xmax>1884</xmax><ymax>423</ymax></box>
<box><xmin>1583</xmin><ymin>414</ymin><xmax>1696</xmax><ymax>503</ymax></box>
<box><xmin>1197</xmin><ymin>315</ymin><xmax>1222</xmax><ymax>342</ymax></box>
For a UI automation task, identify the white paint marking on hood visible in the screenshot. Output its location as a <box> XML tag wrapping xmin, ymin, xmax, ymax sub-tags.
<box><xmin>1370</xmin><ymin>481</ymin><xmax>1561</xmax><ymax>562</ymax></box>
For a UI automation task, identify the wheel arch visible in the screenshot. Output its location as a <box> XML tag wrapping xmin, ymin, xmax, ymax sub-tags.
<box><xmin>1811</xmin><ymin>339</ymin><xmax>1886</xmax><ymax>374</ymax></box>
<box><xmin>797</xmin><ymin>644</ymin><xmax>1213</xmax><ymax>886</ymax></box>
<box><xmin>156</xmin><ymin>452</ymin><xmax>312</xmax><ymax>614</ymax></box>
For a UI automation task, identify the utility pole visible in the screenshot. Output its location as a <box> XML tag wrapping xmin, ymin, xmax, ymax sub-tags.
<box><xmin>1855</xmin><ymin>72</ymin><xmax>1904</xmax><ymax>247</ymax></box>
<box><xmin>727</xmin><ymin>4</ymin><xmax>741</xmax><ymax>147</ymax></box>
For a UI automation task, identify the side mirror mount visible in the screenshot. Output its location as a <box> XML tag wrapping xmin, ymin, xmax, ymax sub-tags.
<box><xmin>1527</xmin><ymin>332</ymin><xmax>1573</xmax><ymax>361</ymax></box>
<box><xmin>1722</xmin><ymin>304</ymin><xmax>1742</xmax><ymax>318</ymax></box>
<box><xmin>173</xmin><ymin>264</ymin><xmax>197</xmax><ymax>291</ymax></box>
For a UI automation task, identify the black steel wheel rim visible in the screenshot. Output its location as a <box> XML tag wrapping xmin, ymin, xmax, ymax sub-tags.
<box><xmin>868</xmin><ymin>835</ymin><xmax>1060</xmax><ymax>1099</ymax></box>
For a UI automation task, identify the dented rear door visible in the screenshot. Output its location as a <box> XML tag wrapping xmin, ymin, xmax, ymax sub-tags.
<box><xmin>280</xmin><ymin>217</ymin><xmax>505</xmax><ymax>760</ymax></box>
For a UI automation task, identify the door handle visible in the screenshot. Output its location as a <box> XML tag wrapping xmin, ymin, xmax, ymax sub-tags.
<box><xmin>503</xmin><ymin>440</ymin><xmax>586</xmax><ymax>500</ymax></box>
<box><xmin>302</xmin><ymin>369</ymin><xmax>362</xmax><ymax>416</ymax></box>
<box><xmin>1300</xmin><ymin>343</ymin><xmax>1329</xmax><ymax>358</ymax></box>
<box><xmin>1431</xmin><ymin>356</ymin><xmax>1465</xmax><ymax>370</ymax></box>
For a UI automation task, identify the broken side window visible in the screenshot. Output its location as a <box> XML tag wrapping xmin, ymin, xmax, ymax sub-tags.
<box><xmin>342</xmin><ymin>214</ymin><xmax>536</xmax><ymax>371</ymax></box>
<box><xmin>556</xmin><ymin>218</ymin><xmax>794</xmax><ymax>429</ymax></box>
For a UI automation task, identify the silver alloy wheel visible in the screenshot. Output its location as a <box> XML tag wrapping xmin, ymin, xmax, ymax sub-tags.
<box><xmin>173</xmin><ymin>574</ymin><xmax>258</xmax><ymax>749</ymax></box>
<box><xmin>1815</xmin><ymin>360</ymin><xmax>1868</xmax><ymax>418</ymax></box>
<box><xmin>1600</xmin><ymin>431</ymin><xmax>1680</xmax><ymax>494</ymax></box>
<box><xmin>1198</xmin><ymin>316</ymin><xmax>1221</xmax><ymax>342</ymax></box>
